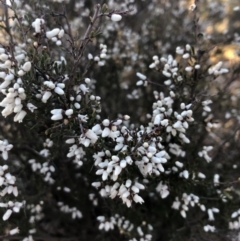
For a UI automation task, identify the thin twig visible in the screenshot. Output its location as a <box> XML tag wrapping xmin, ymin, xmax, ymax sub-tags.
<box><xmin>75</xmin><ymin>4</ymin><xmax>101</xmax><ymax>63</ymax></box>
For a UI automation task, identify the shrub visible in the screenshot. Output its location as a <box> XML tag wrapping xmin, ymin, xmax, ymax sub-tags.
<box><xmin>0</xmin><ymin>0</ymin><xmax>240</xmax><ymax>240</ymax></box>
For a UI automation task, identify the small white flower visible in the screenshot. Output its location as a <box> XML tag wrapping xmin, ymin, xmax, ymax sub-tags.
<box><xmin>123</xmin><ymin>115</ymin><xmax>130</xmax><ymax>120</ymax></box>
<box><xmin>162</xmin><ymin>70</ymin><xmax>171</xmax><ymax>77</ymax></box>
<box><xmin>207</xmin><ymin>209</ymin><xmax>214</xmax><ymax>221</ymax></box>
<box><xmin>14</xmin><ymin>110</ymin><xmax>27</xmax><ymax>123</ymax></box>
<box><xmin>136</xmin><ymin>80</ymin><xmax>144</xmax><ymax>86</ymax></box>
<box><xmin>133</xmin><ymin>194</ymin><xmax>144</xmax><ymax>204</ymax></box>
<box><xmin>46</xmin><ymin>28</ymin><xmax>60</xmax><ymax>39</ymax></box>
<box><xmin>189</xmin><ymin>3</ymin><xmax>196</xmax><ymax>11</ymax></box>
<box><xmin>185</xmin><ymin>66</ymin><xmax>193</xmax><ymax>72</ymax></box>
<box><xmin>149</xmin><ymin>63</ymin><xmax>156</xmax><ymax>68</ymax></box>
<box><xmin>27</xmin><ymin>103</ymin><xmax>37</xmax><ymax>113</ymax></box>
<box><xmin>42</xmin><ymin>91</ymin><xmax>52</xmax><ymax>103</ymax></box>
<box><xmin>182</xmin><ymin>170</ymin><xmax>189</xmax><ymax>179</ymax></box>
<box><xmin>175</xmin><ymin>161</ymin><xmax>184</xmax><ymax>168</ymax></box>
<box><xmin>136</xmin><ymin>72</ymin><xmax>147</xmax><ymax>80</ymax></box>
<box><xmin>17</xmin><ymin>70</ymin><xmax>24</xmax><ymax>76</ymax></box>
<box><xmin>85</xmin><ymin>129</ymin><xmax>98</xmax><ymax>144</ymax></box>
<box><xmin>51</xmin><ymin>109</ymin><xmax>63</xmax><ymax>121</ymax></box>
<box><xmin>32</xmin><ymin>18</ymin><xmax>45</xmax><ymax>33</ymax></box>
<box><xmin>182</xmin><ymin>53</ymin><xmax>190</xmax><ymax>59</ymax></box>
<box><xmin>186</xmin><ymin>44</ymin><xmax>191</xmax><ymax>51</ymax></box>
<box><xmin>102</xmin><ymin>119</ymin><xmax>110</xmax><ymax>126</ymax></box>
<box><xmin>156</xmin><ymin>182</ymin><xmax>170</xmax><ymax>199</ymax></box>
<box><xmin>58</xmin><ymin>29</ymin><xmax>65</xmax><ymax>38</ymax></box>
<box><xmin>9</xmin><ymin>227</ymin><xmax>19</xmax><ymax>235</ymax></box>
<box><xmin>102</xmin><ymin>127</ymin><xmax>110</xmax><ymax>137</ymax></box>
<box><xmin>111</xmin><ymin>14</ymin><xmax>122</xmax><ymax>22</ymax></box>
<box><xmin>79</xmin><ymin>84</ymin><xmax>89</xmax><ymax>94</ymax></box>
<box><xmin>78</xmin><ymin>114</ymin><xmax>88</xmax><ymax>122</ymax></box>
<box><xmin>54</xmin><ymin>86</ymin><xmax>65</xmax><ymax>95</ymax></box>
<box><xmin>200</xmin><ymin>204</ymin><xmax>206</xmax><ymax>212</ymax></box>
<box><xmin>176</xmin><ymin>47</ymin><xmax>184</xmax><ymax>55</ymax></box>
<box><xmin>180</xmin><ymin>209</ymin><xmax>186</xmax><ymax>218</ymax></box>
<box><xmin>0</xmin><ymin>53</ymin><xmax>9</xmax><ymax>61</ymax></box>
<box><xmin>22</xmin><ymin>62</ymin><xmax>32</xmax><ymax>72</ymax></box>
<box><xmin>3</xmin><ymin>209</ymin><xmax>12</xmax><ymax>221</ymax></box>
<box><xmin>198</xmin><ymin>172</ymin><xmax>206</xmax><ymax>179</ymax></box>
<box><xmin>85</xmin><ymin>78</ymin><xmax>91</xmax><ymax>84</ymax></box>
<box><xmin>65</xmin><ymin>109</ymin><xmax>73</xmax><ymax>116</ymax></box>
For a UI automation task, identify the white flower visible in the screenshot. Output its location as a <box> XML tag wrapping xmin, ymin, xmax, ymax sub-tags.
<box><xmin>85</xmin><ymin>78</ymin><xmax>91</xmax><ymax>84</ymax></box>
<box><xmin>186</xmin><ymin>44</ymin><xmax>191</xmax><ymax>51</ymax></box>
<box><xmin>162</xmin><ymin>70</ymin><xmax>171</xmax><ymax>77</ymax></box>
<box><xmin>78</xmin><ymin>114</ymin><xmax>88</xmax><ymax>122</ymax></box>
<box><xmin>175</xmin><ymin>161</ymin><xmax>184</xmax><ymax>168</ymax></box>
<box><xmin>0</xmin><ymin>53</ymin><xmax>9</xmax><ymax>61</ymax></box>
<box><xmin>42</xmin><ymin>91</ymin><xmax>52</xmax><ymax>103</ymax></box>
<box><xmin>156</xmin><ymin>182</ymin><xmax>170</xmax><ymax>199</ymax></box>
<box><xmin>85</xmin><ymin>129</ymin><xmax>98</xmax><ymax>144</ymax></box>
<box><xmin>123</xmin><ymin>115</ymin><xmax>130</xmax><ymax>120</ymax></box>
<box><xmin>3</xmin><ymin>209</ymin><xmax>12</xmax><ymax>221</ymax></box>
<box><xmin>182</xmin><ymin>53</ymin><xmax>190</xmax><ymax>59</ymax></box>
<box><xmin>198</xmin><ymin>172</ymin><xmax>206</xmax><ymax>179</ymax></box>
<box><xmin>51</xmin><ymin>109</ymin><xmax>63</xmax><ymax>121</ymax></box>
<box><xmin>14</xmin><ymin>110</ymin><xmax>27</xmax><ymax>123</ymax></box>
<box><xmin>200</xmin><ymin>204</ymin><xmax>206</xmax><ymax>212</ymax></box>
<box><xmin>54</xmin><ymin>86</ymin><xmax>65</xmax><ymax>95</ymax></box>
<box><xmin>204</xmin><ymin>224</ymin><xmax>215</xmax><ymax>232</ymax></box>
<box><xmin>111</xmin><ymin>14</ymin><xmax>122</xmax><ymax>22</ymax></box>
<box><xmin>27</xmin><ymin>103</ymin><xmax>37</xmax><ymax>112</ymax></box>
<box><xmin>213</xmin><ymin>174</ymin><xmax>220</xmax><ymax>186</ymax></box>
<box><xmin>32</xmin><ymin>18</ymin><xmax>45</xmax><ymax>33</ymax></box>
<box><xmin>136</xmin><ymin>72</ymin><xmax>147</xmax><ymax>80</ymax></box>
<box><xmin>207</xmin><ymin>209</ymin><xmax>214</xmax><ymax>221</ymax></box>
<box><xmin>22</xmin><ymin>62</ymin><xmax>32</xmax><ymax>72</ymax></box>
<box><xmin>133</xmin><ymin>194</ymin><xmax>144</xmax><ymax>204</ymax></box>
<box><xmin>180</xmin><ymin>209</ymin><xmax>186</xmax><ymax>218</ymax></box>
<box><xmin>5</xmin><ymin>73</ymin><xmax>15</xmax><ymax>82</ymax></box>
<box><xmin>102</xmin><ymin>127</ymin><xmax>110</xmax><ymax>137</ymax></box>
<box><xmin>182</xmin><ymin>170</ymin><xmax>189</xmax><ymax>179</ymax></box>
<box><xmin>17</xmin><ymin>70</ymin><xmax>23</xmax><ymax>76</ymax></box>
<box><xmin>65</xmin><ymin>109</ymin><xmax>73</xmax><ymax>116</ymax></box>
<box><xmin>79</xmin><ymin>84</ymin><xmax>89</xmax><ymax>94</ymax></box>
<box><xmin>114</xmin><ymin>166</ymin><xmax>122</xmax><ymax>176</ymax></box>
<box><xmin>136</xmin><ymin>80</ymin><xmax>144</xmax><ymax>86</ymax></box>
<box><xmin>46</xmin><ymin>28</ymin><xmax>60</xmax><ymax>39</ymax></box>
<box><xmin>176</xmin><ymin>47</ymin><xmax>184</xmax><ymax>55</ymax></box>
<box><xmin>102</xmin><ymin>119</ymin><xmax>110</xmax><ymax>126</ymax></box>
<box><xmin>58</xmin><ymin>29</ymin><xmax>65</xmax><ymax>38</ymax></box>
<box><xmin>172</xmin><ymin>197</ymin><xmax>181</xmax><ymax>210</ymax></box>
<box><xmin>185</xmin><ymin>66</ymin><xmax>193</xmax><ymax>72</ymax></box>
<box><xmin>9</xmin><ymin>227</ymin><xmax>19</xmax><ymax>235</ymax></box>
<box><xmin>149</xmin><ymin>63</ymin><xmax>156</xmax><ymax>68</ymax></box>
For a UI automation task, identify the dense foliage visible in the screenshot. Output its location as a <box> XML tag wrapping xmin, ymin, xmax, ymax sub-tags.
<box><xmin>0</xmin><ymin>0</ymin><xmax>240</xmax><ymax>240</ymax></box>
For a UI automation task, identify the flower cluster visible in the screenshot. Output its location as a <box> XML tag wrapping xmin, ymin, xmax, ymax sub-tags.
<box><xmin>97</xmin><ymin>214</ymin><xmax>153</xmax><ymax>241</ymax></box>
<box><xmin>46</xmin><ymin>28</ymin><xmax>65</xmax><ymax>46</ymax></box>
<box><xmin>58</xmin><ymin>202</ymin><xmax>82</xmax><ymax>219</ymax></box>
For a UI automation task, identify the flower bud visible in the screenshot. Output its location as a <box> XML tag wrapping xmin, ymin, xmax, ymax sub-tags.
<box><xmin>46</xmin><ymin>28</ymin><xmax>60</xmax><ymax>39</ymax></box>
<box><xmin>54</xmin><ymin>87</ymin><xmax>64</xmax><ymax>95</ymax></box>
<box><xmin>22</xmin><ymin>62</ymin><xmax>31</xmax><ymax>72</ymax></box>
<box><xmin>3</xmin><ymin>209</ymin><xmax>12</xmax><ymax>221</ymax></box>
<box><xmin>111</xmin><ymin>14</ymin><xmax>122</xmax><ymax>22</ymax></box>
